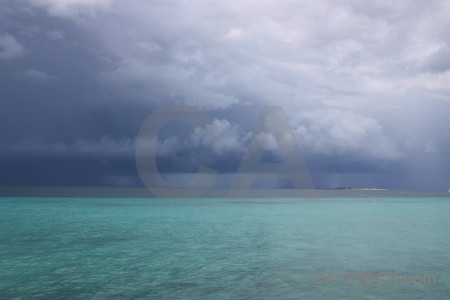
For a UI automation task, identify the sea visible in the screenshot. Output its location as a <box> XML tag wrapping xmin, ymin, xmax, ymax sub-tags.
<box><xmin>0</xmin><ymin>188</ymin><xmax>449</xmax><ymax>299</ymax></box>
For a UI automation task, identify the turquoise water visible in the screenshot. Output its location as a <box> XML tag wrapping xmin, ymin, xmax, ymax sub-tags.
<box><xmin>1</xmin><ymin>195</ymin><xmax>449</xmax><ymax>299</ymax></box>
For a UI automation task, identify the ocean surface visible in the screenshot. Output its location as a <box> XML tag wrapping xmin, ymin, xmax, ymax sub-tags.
<box><xmin>1</xmin><ymin>190</ymin><xmax>449</xmax><ymax>299</ymax></box>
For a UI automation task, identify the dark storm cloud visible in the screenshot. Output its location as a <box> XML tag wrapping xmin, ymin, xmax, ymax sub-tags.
<box><xmin>0</xmin><ymin>0</ymin><xmax>449</xmax><ymax>189</ymax></box>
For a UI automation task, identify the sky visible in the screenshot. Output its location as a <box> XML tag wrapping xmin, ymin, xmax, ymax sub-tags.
<box><xmin>1</xmin><ymin>0</ymin><xmax>449</xmax><ymax>190</ymax></box>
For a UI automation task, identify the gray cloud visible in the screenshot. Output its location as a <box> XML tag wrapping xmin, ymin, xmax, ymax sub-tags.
<box><xmin>46</xmin><ymin>29</ymin><xmax>65</xmax><ymax>40</ymax></box>
<box><xmin>191</xmin><ymin>119</ymin><xmax>250</xmax><ymax>155</ymax></box>
<box><xmin>16</xmin><ymin>69</ymin><xmax>59</xmax><ymax>84</ymax></box>
<box><xmin>1</xmin><ymin>135</ymin><xmax>134</xmax><ymax>157</ymax></box>
<box><xmin>0</xmin><ymin>33</ymin><xmax>25</xmax><ymax>60</ymax></box>
<box><xmin>0</xmin><ymin>0</ymin><xmax>449</xmax><ymax>189</ymax></box>
<box><xmin>31</xmin><ymin>0</ymin><xmax>112</xmax><ymax>19</ymax></box>
<box><xmin>423</xmin><ymin>46</ymin><xmax>450</xmax><ymax>73</ymax></box>
<box><xmin>1</xmin><ymin>118</ymin><xmax>248</xmax><ymax>159</ymax></box>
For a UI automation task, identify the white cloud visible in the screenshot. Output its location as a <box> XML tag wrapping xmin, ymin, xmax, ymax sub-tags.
<box><xmin>191</xmin><ymin>119</ymin><xmax>250</xmax><ymax>155</ymax></box>
<box><xmin>145</xmin><ymin>119</ymin><xmax>251</xmax><ymax>157</ymax></box>
<box><xmin>293</xmin><ymin>109</ymin><xmax>401</xmax><ymax>161</ymax></box>
<box><xmin>0</xmin><ymin>33</ymin><xmax>25</xmax><ymax>60</ymax></box>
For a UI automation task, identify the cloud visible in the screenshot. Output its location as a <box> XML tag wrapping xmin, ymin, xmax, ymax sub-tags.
<box><xmin>425</xmin><ymin>139</ymin><xmax>438</xmax><ymax>153</ymax></box>
<box><xmin>87</xmin><ymin>0</ymin><xmax>450</xmax><ymax>106</ymax></box>
<box><xmin>2</xmin><ymin>119</ymin><xmax>248</xmax><ymax>159</ymax></box>
<box><xmin>16</xmin><ymin>69</ymin><xmax>59</xmax><ymax>84</ymax></box>
<box><xmin>46</xmin><ymin>29</ymin><xmax>65</xmax><ymax>40</ymax></box>
<box><xmin>32</xmin><ymin>0</ymin><xmax>112</xmax><ymax>19</ymax></box>
<box><xmin>2</xmin><ymin>135</ymin><xmax>134</xmax><ymax>157</ymax></box>
<box><xmin>25</xmin><ymin>0</ymin><xmax>450</xmax><ymax>108</ymax></box>
<box><xmin>422</xmin><ymin>46</ymin><xmax>450</xmax><ymax>73</ymax></box>
<box><xmin>191</xmin><ymin>119</ymin><xmax>250</xmax><ymax>155</ymax></box>
<box><xmin>293</xmin><ymin>109</ymin><xmax>401</xmax><ymax>161</ymax></box>
<box><xmin>0</xmin><ymin>33</ymin><xmax>25</xmax><ymax>60</ymax></box>
<box><xmin>1</xmin><ymin>0</ymin><xmax>449</xmax><ymax>188</ymax></box>
<box><xmin>148</xmin><ymin>119</ymin><xmax>250</xmax><ymax>159</ymax></box>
